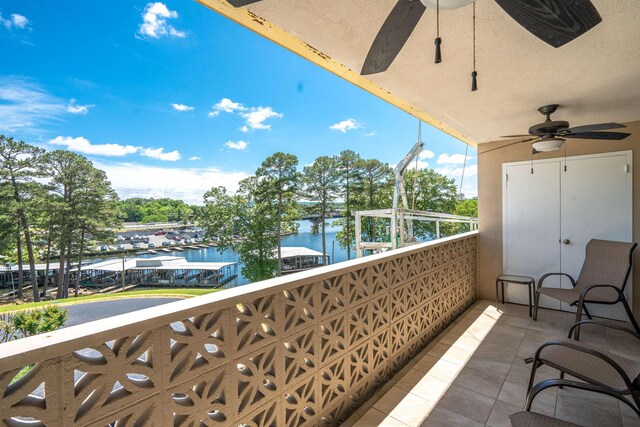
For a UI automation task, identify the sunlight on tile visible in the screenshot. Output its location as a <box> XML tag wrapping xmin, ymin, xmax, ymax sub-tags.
<box><xmin>369</xmin><ymin>303</ymin><xmax>503</xmax><ymax>426</ymax></box>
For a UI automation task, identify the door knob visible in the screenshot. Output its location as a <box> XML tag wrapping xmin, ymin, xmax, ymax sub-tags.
<box><xmin>562</xmin><ymin>239</ymin><xmax>570</xmax><ymax>245</ymax></box>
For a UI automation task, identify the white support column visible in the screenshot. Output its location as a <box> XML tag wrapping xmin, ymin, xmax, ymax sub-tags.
<box><xmin>399</xmin><ymin>210</ymin><xmax>405</xmax><ymax>248</ymax></box>
<box><xmin>390</xmin><ymin>209</ymin><xmax>398</xmax><ymax>249</ymax></box>
<box><xmin>355</xmin><ymin>211</ymin><xmax>363</xmax><ymax>258</ymax></box>
<box><xmin>436</xmin><ymin>221</ymin><xmax>441</xmax><ymax>239</ymax></box>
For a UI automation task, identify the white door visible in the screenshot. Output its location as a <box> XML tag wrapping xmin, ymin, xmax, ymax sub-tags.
<box><xmin>560</xmin><ymin>152</ymin><xmax>633</xmax><ymax>319</ymax></box>
<box><xmin>503</xmin><ymin>161</ymin><xmax>561</xmax><ymax>309</ymax></box>
<box><xmin>503</xmin><ymin>151</ymin><xmax>633</xmax><ymax>319</ymax></box>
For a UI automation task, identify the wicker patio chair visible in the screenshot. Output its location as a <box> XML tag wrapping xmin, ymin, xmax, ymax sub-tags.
<box><xmin>526</xmin><ymin>319</ymin><xmax>640</xmax><ymax>418</ymax></box>
<box><xmin>533</xmin><ymin>239</ymin><xmax>639</xmax><ymax>339</ymax></box>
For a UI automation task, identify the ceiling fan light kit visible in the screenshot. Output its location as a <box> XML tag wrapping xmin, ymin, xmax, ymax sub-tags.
<box><xmin>532</xmin><ymin>137</ymin><xmax>565</xmax><ymax>152</ymax></box>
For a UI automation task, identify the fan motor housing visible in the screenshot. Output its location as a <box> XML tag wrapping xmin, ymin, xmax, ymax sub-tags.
<box><xmin>528</xmin><ymin>120</ymin><xmax>569</xmax><ymax>136</ymax></box>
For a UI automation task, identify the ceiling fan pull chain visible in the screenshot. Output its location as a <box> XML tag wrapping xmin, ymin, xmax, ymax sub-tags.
<box><xmin>434</xmin><ymin>0</ymin><xmax>442</xmax><ymax>63</ymax></box>
<box><xmin>471</xmin><ymin>1</ymin><xmax>478</xmax><ymax>91</ymax></box>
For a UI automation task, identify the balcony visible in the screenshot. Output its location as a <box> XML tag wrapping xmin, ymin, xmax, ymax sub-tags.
<box><xmin>0</xmin><ymin>232</ymin><xmax>477</xmax><ymax>426</ymax></box>
<box><xmin>347</xmin><ymin>301</ymin><xmax>640</xmax><ymax>427</ymax></box>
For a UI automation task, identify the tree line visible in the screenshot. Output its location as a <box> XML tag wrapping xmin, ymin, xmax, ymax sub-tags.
<box><xmin>118</xmin><ymin>198</ymin><xmax>200</xmax><ymax>224</ymax></box>
<box><xmin>199</xmin><ymin>150</ymin><xmax>477</xmax><ymax>283</ymax></box>
<box><xmin>0</xmin><ymin>136</ymin><xmax>120</xmax><ymax>301</ymax></box>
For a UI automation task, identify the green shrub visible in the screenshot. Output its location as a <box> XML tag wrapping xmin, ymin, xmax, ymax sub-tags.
<box><xmin>0</xmin><ymin>306</ymin><xmax>68</xmax><ymax>343</ymax></box>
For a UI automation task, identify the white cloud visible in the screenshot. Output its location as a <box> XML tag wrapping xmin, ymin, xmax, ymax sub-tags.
<box><xmin>67</xmin><ymin>99</ymin><xmax>94</xmax><ymax>115</ymax></box>
<box><xmin>137</xmin><ymin>2</ymin><xmax>186</xmax><ymax>39</ymax></box>
<box><xmin>435</xmin><ymin>164</ymin><xmax>478</xmax><ymax>179</ymax></box>
<box><xmin>224</xmin><ymin>140</ymin><xmax>248</xmax><ymax>151</ymax></box>
<box><xmin>171</xmin><ymin>103</ymin><xmax>194</xmax><ymax>112</ymax></box>
<box><xmin>140</xmin><ymin>147</ymin><xmax>181</xmax><ymax>161</ymax></box>
<box><xmin>208</xmin><ymin>98</ymin><xmax>283</xmax><ymax>132</ymax></box>
<box><xmin>188</xmin><ymin>156</ymin><xmax>202</xmax><ymax>161</ymax></box>
<box><xmin>211</xmin><ymin>98</ymin><xmax>246</xmax><ymax>114</ymax></box>
<box><xmin>362</xmin><ymin>130</ymin><xmax>377</xmax><ymax>137</ymax></box>
<box><xmin>0</xmin><ymin>77</ymin><xmax>68</xmax><ymax>133</ymax></box>
<box><xmin>329</xmin><ymin>118</ymin><xmax>361</xmax><ymax>133</ymax></box>
<box><xmin>1</xmin><ymin>13</ymin><xmax>29</xmax><ymax>30</ymax></box>
<box><xmin>49</xmin><ymin>136</ymin><xmax>139</xmax><ymax>157</ymax></box>
<box><xmin>437</xmin><ymin>153</ymin><xmax>470</xmax><ymax>165</ymax></box>
<box><xmin>417</xmin><ymin>160</ymin><xmax>429</xmax><ymax>169</ymax></box>
<box><xmin>419</xmin><ymin>149</ymin><xmax>435</xmax><ymax>160</ymax></box>
<box><xmin>240</xmin><ymin>106</ymin><xmax>282</xmax><ymax>132</ymax></box>
<box><xmin>93</xmin><ymin>160</ymin><xmax>250</xmax><ymax>205</ymax></box>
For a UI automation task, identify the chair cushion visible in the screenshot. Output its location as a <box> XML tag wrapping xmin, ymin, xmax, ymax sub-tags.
<box><xmin>510</xmin><ymin>411</ymin><xmax>580</xmax><ymax>427</ymax></box>
<box><xmin>538</xmin><ymin>340</ymin><xmax>640</xmax><ymax>392</ymax></box>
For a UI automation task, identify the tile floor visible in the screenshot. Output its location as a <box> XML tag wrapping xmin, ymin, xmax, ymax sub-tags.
<box><xmin>345</xmin><ymin>300</ymin><xmax>640</xmax><ymax>427</ymax></box>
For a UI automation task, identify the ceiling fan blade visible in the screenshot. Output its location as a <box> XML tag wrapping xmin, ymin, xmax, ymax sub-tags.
<box><xmin>361</xmin><ymin>0</ymin><xmax>426</xmax><ymax>75</ymax></box>
<box><xmin>227</xmin><ymin>0</ymin><xmax>262</xmax><ymax>6</ymax></box>
<box><xmin>564</xmin><ymin>122</ymin><xmax>627</xmax><ymax>133</ymax></box>
<box><xmin>500</xmin><ymin>134</ymin><xmax>531</xmax><ymax>138</ymax></box>
<box><xmin>494</xmin><ymin>0</ymin><xmax>602</xmax><ymax>48</ymax></box>
<box><xmin>479</xmin><ymin>137</ymin><xmax>538</xmax><ymax>155</ymax></box>
<box><xmin>564</xmin><ymin>131</ymin><xmax>631</xmax><ymax>140</ymax></box>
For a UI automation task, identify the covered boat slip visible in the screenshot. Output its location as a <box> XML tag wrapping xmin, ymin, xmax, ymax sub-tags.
<box><xmin>280</xmin><ymin>246</ymin><xmax>330</xmax><ymax>274</ymax></box>
<box><xmin>79</xmin><ymin>256</ymin><xmax>238</xmax><ymax>288</ymax></box>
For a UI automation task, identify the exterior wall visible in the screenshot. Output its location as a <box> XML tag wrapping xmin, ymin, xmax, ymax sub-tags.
<box><xmin>477</xmin><ymin>120</ymin><xmax>640</xmax><ymax>317</ymax></box>
<box><xmin>0</xmin><ymin>232</ymin><xmax>477</xmax><ymax>426</ymax></box>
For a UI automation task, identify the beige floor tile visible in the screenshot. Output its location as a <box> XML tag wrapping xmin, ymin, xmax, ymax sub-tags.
<box><xmin>351</xmin><ymin>408</ymin><xmax>410</xmax><ymax>427</ymax></box>
<box><xmin>496</xmin><ymin>380</ymin><xmax>557</xmax><ymax>417</ymax></box>
<box><xmin>620</xmin><ymin>401</ymin><xmax>640</xmax><ymax>427</ymax></box>
<box><xmin>417</xmin><ymin>358</ymin><xmax>464</xmax><ymax>383</ymax></box>
<box><xmin>437</xmin><ymin>384</ymin><xmax>495</xmax><ymax>423</ymax></box>
<box><xmin>373</xmin><ymin>387</ymin><xmax>436</xmax><ymax>426</ymax></box>
<box><xmin>405</xmin><ymin>374</ymin><xmax>452</xmax><ymax>403</ymax></box>
<box><xmin>465</xmin><ymin>355</ymin><xmax>512</xmax><ymax>380</ymax></box>
<box><xmin>486</xmin><ymin>399</ymin><xmax>522</xmax><ymax>427</ymax></box>
<box><xmin>419</xmin><ymin>405</ymin><xmax>484</xmax><ymax>427</ymax></box>
<box><xmin>412</xmin><ymin>355</ymin><xmax>439</xmax><ymax>374</ymax></box>
<box><xmin>452</xmin><ymin>367</ymin><xmax>505</xmax><ymax>399</ymax></box>
<box><xmin>556</xmin><ymin>388</ymin><xmax>623</xmax><ymax>427</ymax></box>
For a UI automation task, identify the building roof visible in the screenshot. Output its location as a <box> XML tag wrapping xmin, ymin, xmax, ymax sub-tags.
<box><xmin>280</xmin><ymin>246</ymin><xmax>326</xmax><ymax>258</ymax></box>
<box><xmin>82</xmin><ymin>256</ymin><xmax>235</xmax><ymax>272</ymax></box>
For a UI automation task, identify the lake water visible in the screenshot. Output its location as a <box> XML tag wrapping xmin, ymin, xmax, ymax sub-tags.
<box><xmin>142</xmin><ymin>220</ymin><xmax>350</xmax><ymax>286</ymax></box>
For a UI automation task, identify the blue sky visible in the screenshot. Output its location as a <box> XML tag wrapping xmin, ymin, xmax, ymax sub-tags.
<box><xmin>0</xmin><ymin>1</ymin><xmax>477</xmax><ymax>204</ymax></box>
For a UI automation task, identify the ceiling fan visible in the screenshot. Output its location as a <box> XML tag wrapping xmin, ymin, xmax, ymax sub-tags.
<box><xmin>226</xmin><ymin>0</ymin><xmax>603</xmax><ymax>76</ymax></box>
<box><xmin>498</xmin><ymin>104</ymin><xmax>630</xmax><ymax>154</ymax></box>
<box><xmin>361</xmin><ymin>0</ymin><xmax>602</xmax><ymax>75</ymax></box>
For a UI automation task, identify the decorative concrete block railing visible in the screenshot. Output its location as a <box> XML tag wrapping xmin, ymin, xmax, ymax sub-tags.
<box><xmin>0</xmin><ymin>231</ymin><xmax>477</xmax><ymax>426</ymax></box>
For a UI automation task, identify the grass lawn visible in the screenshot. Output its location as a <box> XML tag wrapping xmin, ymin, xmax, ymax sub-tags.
<box><xmin>0</xmin><ymin>288</ymin><xmax>219</xmax><ymax>314</ymax></box>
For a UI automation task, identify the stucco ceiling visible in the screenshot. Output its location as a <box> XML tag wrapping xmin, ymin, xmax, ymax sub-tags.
<box><xmin>201</xmin><ymin>0</ymin><xmax>640</xmax><ymax>144</ymax></box>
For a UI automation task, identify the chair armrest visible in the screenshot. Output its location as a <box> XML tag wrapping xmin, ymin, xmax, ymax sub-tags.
<box><xmin>579</xmin><ymin>284</ymin><xmax>623</xmax><ymax>303</ymax></box>
<box><xmin>534</xmin><ymin>340</ymin><xmax>634</xmax><ymax>390</ymax></box>
<box><xmin>538</xmin><ymin>273</ymin><xmax>576</xmax><ymax>289</ymax></box>
<box><xmin>568</xmin><ymin>319</ymin><xmax>640</xmax><ymax>341</ymax></box>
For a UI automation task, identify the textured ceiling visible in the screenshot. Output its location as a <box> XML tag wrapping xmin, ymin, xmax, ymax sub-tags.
<box><xmin>213</xmin><ymin>0</ymin><xmax>640</xmax><ymax>144</ymax></box>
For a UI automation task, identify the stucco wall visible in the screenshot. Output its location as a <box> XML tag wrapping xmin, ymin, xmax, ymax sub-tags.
<box><xmin>477</xmin><ymin>120</ymin><xmax>640</xmax><ymax>317</ymax></box>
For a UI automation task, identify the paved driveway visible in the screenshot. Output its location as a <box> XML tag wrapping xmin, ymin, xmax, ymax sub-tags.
<box><xmin>63</xmin><ymin>298</ymin><xmax>181</xmax><ymax>327</ymax></box>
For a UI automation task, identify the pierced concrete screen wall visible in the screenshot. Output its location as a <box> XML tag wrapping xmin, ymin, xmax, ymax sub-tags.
<box><xmin>0</xmin><ymin>232</ymin><xmax>477</xmax><ymax>426</ymax></box>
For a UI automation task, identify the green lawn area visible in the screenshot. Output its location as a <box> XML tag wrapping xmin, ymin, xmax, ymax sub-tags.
<box><xmin>0</xmin><ymin>288</ymin><xmax>219</xmax><ymax>314</ymax></box>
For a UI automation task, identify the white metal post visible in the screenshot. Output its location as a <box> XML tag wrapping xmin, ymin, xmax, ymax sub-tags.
<box><xmin>436</xmin><ymin>221</ymin><xmax>440</xmax><ymax>239</ymax></box>
<box><xmin>355</xmin><ymin>211</ymin><xmax>362</xmax><ymax>258</ymax></box>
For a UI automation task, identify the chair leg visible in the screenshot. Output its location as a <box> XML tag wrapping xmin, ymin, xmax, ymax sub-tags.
<box><xmin>533</xmin><ymin>291</ymin><xmax>540</xmax><ymax>321</ymax></box>
<box><xmin>621</xmin><ymin>296</ymin><xmax>640</xmax><ymax>334</ymax></box>
<box><xmin>559</xmin><ymin>371</ymin><xmax>565</xmax><ymax>389</ymax></box>
<box><xmin>582</xmin><ymin>305</ymin><xmax>593</xmax><ymax>320</ymax></box>
<box><xmin>527</xmin><ymin>358</ymin><xmax>540</xmax><ymax>395</ymax></box>
<box><xmin>574</xmin><ymin>300</ymin><xmax>584</xmax><ymax>341</ymax></box>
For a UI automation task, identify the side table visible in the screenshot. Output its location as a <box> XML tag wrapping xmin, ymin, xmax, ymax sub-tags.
<box><xmin>496</xmin><ymin>274</ymin><xmax>536</xmax><ymax>317</ymax></box>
